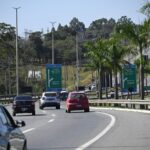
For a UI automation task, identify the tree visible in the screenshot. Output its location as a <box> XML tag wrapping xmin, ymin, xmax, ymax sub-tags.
<box><xmin>0</xmin><ymin>23</ymin><xmax>15</xmax><ymax>66</ymax></box>
<box><xmin>55</xmin><ymin>36</ymin><xmax>76</xmax><ymax>63</ymax></box>
<box><xmin>89</xmin><ymin>18</ymin><xmax>116</xmax><ymax>38</ymax></box>
<box><xmin>85</xmin><ymin>39</ymin><xmax>109</xmax><ymax>99</ymax></box>
<box><xmin>57</xmin><ymin>24</ymin><xmax>72</xmax><ymax>40</ymax></box>
<box><xmin>107</xmin><ymin>35</ymin><xmax>132</xmax><ymax>99</ymax></box>
<box><xmin>140</xmin><ymin>1</ymin><xmax>150</xmax><ymax>18</ymax></box>
<box><xmin>89</xmin><ymin>18</ymin><xmax>108</xmax><ymax>30</ymax></box>
<box><xmin>0</xmin><ymin>23</ymin><xmax>16</xmax><ymax>95</ymax></box>
<box><xmin>115</xmin><ymin>16</ymin><xmax>150</xmax><ymax>99</ymax></box>
<box><xmin>69</xmin><ymin>17</ymin><xmax>85</xmax><ymax>35</ymax></box>
<box><xmin>29</xmin><ymin>32</ymin><xmax>44</xmax><ymax>63</ymax></box>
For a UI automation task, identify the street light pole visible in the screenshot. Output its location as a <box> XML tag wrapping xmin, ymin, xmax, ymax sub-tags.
<box><xmin>13</xmin><ymin>7</ymin><xmax>20</xmax><ymax>96</ymax></box>
<box><xmin>50</xmin><ymin>21</ymin><xmax>56</xmax><ymax>64</ymax></box>
<box><xmin>76</xmin><ymin>33</ymin><xmax>79</xmax><ymax>91</ymax></box>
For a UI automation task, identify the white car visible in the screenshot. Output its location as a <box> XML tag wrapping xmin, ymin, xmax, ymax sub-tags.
<box><xmin>91</xmin><ymin>84</ymin><xmax>96</xmax><ymax>91</ymax></box>
<box><xmin>39</xmin><ymin>91</ymin><xmax>60</xmax><ymax>109</ymax></box>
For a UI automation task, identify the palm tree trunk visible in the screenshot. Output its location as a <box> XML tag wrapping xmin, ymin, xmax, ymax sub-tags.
<box><xmin>140</xmin><ymin>46</ymin><xmax>144</xmax><ymax>100</ymax></box>
<box><xmin>140</xmin><ymin>63</ymin><xmax>144</xmax><ymax>99</ymax></box>
<box><xmin>114</xmin><ymin>68</ymin><xmax>119</xmax><ymax>99</ymax></box>
<box><xmin>105</xmin><ymin>72</ymin><xmax>108</xmax><ymax>99</ymax></box>
<box><xmin>97</xmin><ymin>68</ymin><xmax>100</xmax><ymax>99</ymax></box>
<box><xmin>100</xmin><ymin>70</ymin><xmax>103</xmax><ymax>99</ymax></box>
<box><xmin>97</xmin><ymin>67</ymin><xmax>102</xmax><ymax>99</ymax></box>
<box><xmin>139</xmin><ymin>68</ymin><xmax>141</xmax><ymax>97</ymax></box>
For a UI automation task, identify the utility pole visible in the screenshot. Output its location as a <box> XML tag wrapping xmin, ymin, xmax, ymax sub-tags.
<box><xmin>13</xmin><ymin>7</ymin><xmax>20</xmax><ymax>96</ymax></box>
<box><xmin>50</xmin><ymin>21</ymin><xmax>56</xmax><ymax>64</ymax></box>
<box><xmin>76</xmin><ymin>33</ymin><xmax>79</xmax><ymax>91</ymax></box>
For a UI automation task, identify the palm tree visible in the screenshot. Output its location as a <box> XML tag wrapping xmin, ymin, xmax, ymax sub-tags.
<box><xmin>140</xmin><ymin>1</ymin><xmax>150</xmax><ymax>18</ymax></box>
<box><xmin>115</xmin><ymin>16</ymin><xmax>150</xmax><ymax>99</ymax></box>
<box><xmin>107</xmin><ymin>35</ymin><xmax>131</xmax><ymax>99</ymax></box>
<box><xmin>85</xmin><ymin>39</ymin><xmax>109</xmax><ymax>99</ymax></box>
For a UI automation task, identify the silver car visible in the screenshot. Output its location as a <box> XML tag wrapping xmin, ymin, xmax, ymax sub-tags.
<box><xmin>39</xmin><ymin>91</ymin><xmax>60</xmax><ymax>109</ymax></box>
<box><xmin>0</xmin><ymin>105</ymin><xmax>27</xmax><ymax>150</ymax></box>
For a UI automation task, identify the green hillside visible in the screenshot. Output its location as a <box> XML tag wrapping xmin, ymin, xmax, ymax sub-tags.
<box><xmin>61</xmin><ymin>65</ymin><xmax>93</xmax><ymax>91</ymax></box>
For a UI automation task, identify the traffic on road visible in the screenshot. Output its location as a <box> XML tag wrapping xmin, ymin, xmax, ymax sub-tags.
<box><xmin>1</xmin><ymin>94</ymin><xmax>150</xmax><ymax>150</ymax></box>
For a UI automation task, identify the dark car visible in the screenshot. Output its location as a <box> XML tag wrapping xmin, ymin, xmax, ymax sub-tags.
<box><xmin>12</xmin><ymin>95</ymin><xmax>35</xmax><ymax>116</ymax></box>
<box><xmin>59</xmin><ymin>91</ymin><xmax>68</xmax><ymax>101</ymax></box>
<box><xmin>66</xmin><ymin>91</ymin><xmax>90</xmax><ymax>113</ymax></box>
<box><xmin>0</xmin><ymin>105</ymin><xmax>27</xmax><ymax>150</ymax></box>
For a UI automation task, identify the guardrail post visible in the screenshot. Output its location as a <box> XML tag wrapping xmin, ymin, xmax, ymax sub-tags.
<box><xmin>145</xmin><ymin>104</ymin><xmax>148</xmax><ymax>110</ymax></box>
<box><xmin>132</xmin><ymin>104</ymin><xmax>135</xmax><ymax>109</ymax></box>
<box><xmin>140</xmin><ymin>104</ymin><xmax>145</xmax><ymax>109</ymax></box>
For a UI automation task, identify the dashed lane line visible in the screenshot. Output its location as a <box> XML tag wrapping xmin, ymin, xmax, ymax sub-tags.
<box><xmin>23</xmin><ymin>113</ymin><xmax>56</xmax><ymax>134</ymax></box>
<box><xmin>42</xmin><ymin>110</ymin><xmax>46</xmax><ymax>114</ymax></box>
<box><xmin>52</xmin><ymin>114</ymin><xmax>56</xmax><ymax>117</ymax></box>
<box><xmin>23</xmin><ymin>128</ymin><xmax>35</xmax><ymax>134</ymax></box>
<box><xmin>48</xmin><ymin>119</ymin><xmax>55</xmax><ymax>123</ymax></box>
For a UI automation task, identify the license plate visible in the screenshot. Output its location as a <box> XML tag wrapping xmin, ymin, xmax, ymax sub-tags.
<box><xmin>21</xmin><ymin>108</ymin><xmax>27</xmax><ymax>111</ymax></box>
<box><xmin>76</xmin><ymin>105</ymin><xmax>82</xmax><ymax>108</ymax></box>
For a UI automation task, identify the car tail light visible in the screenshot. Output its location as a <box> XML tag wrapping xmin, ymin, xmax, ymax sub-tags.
<box><xmin>67</xmin><ymin>99</ymin><xmax>71</xmax><ymax>103</ymax></box>
<box><xmin>13</xmin><ymin>101</ymin><xmax>17</xmax><ymax>106</ymax></box>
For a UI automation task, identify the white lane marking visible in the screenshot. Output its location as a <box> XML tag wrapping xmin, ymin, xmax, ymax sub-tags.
<box><xmin>23</xmin><ymin>128</ymin><xmax>35</xmax><ymax>134</ymax></box>
<box><xmin>76</xmin><ymin>112</ymin><xmax>116</xmax><ymax>150</ymax></box>
<box><xmin>42</xmin><ymin>110</ymin><xmax>46</xmax><ymax>114</ymax></box>
<box><xmin>52</xmin><ymin>114</ymin><xmax>56</xmax><ymax>117</ymax></box>
<box><xmin>48</xmin><ymin>119</ymin><xmax>55</xmax><ymax>123</ymax></box>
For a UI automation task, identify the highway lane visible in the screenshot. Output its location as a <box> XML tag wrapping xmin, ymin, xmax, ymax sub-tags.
<box><xmin>89</xmin><ymin>108</ymin><xmax>150</xmax><ymax>150</ymax></box>
<box><xmin>7</xmin><ymin>102</ymin><xmax>113</xmax><ymax>150</ymax></box>
<box><xmin>5</xmin><ymin>102</ymin><xmax>150</xmax><ymax>150</ymax></box>
<box><xmin>23</xmin><ymin>107</ymin><xmax>111</xmax><ymax>149</ymax></box>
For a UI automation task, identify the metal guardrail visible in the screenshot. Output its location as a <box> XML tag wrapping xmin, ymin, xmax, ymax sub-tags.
<box><xmin>0</xmin><ymin>100</ymin><xmax>12</xmax><ymax>105</ymax></box>
<box><xmin>89</xmin><ymin>99</ymin><xmax>150</xmax><ymax>110</ymax></box>
<box><xmin>1</xmin><ymin>92</ymin><xmax>150</xmax><ymax>111</ymax></box>
<box><xmin>0</xmin><ymin>95</ymin><xmax>39</xmax><ymax>105</ymax></box>
<box><xmin>85</xmin><ymin>90</ymin><xmax>150</xmax><ymax>110</ymax></box>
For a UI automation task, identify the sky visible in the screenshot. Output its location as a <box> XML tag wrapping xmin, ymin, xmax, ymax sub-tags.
<box><xmin>0</xmin><ymin>0</ymin><xmax>147</xmax><ymax>37</ymax></box>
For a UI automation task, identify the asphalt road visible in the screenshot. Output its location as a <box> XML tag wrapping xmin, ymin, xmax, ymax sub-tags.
<box><xmin>6</xmin><ymin>102</ymin><xmax>150</xmax><ymax>150</ymax></box>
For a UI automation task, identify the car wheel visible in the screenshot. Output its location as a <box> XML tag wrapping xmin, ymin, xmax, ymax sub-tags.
<box><xmin>56</xmin><ymin>105</ymin><xmax>60</xmax><ymax>109</ymax></box>
<box><xmin>39</xmin><ymin>105</ymin><xmax>43</xmax><ymax>110</ymax></box>
<box><xmin>23</xmin><ymin>142</ymin><xmax>27</xmax><ymax>150</ymax></box>
<box><xmin>84</xmin><ymin>108</ymin><xmax>90</xmax><ymax>112</ymax></box>
<box><xmin>32</xmin><ymin>111</ymin><xmax>35</xmax><ymax>116</ymax></box>
<box><xmin>68</xmin><ymin>109</ymin><xmax>71</xmax><ymax>113</ymax></box>
<box><xmin>7</xmin><ymin>143</ymin><xmax>10</xmax><ymax>150</ymax></box>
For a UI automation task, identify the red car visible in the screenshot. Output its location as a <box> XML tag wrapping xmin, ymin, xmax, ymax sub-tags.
<box><xmin>66</xmin><ymin>91</ymin><xmax>90</xmax><ymax>113</ymax></box>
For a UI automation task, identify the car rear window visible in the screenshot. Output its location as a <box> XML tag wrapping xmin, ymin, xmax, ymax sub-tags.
<box><xmin>45</xmin><ymin>93</ymin><xmax>57</xmax><ymax>97</ymax></box>
<box><xmin>15</xmin><ymin>96</ymin><xmax>32</xmax><ymax>101</ymax></box>
<box><xmin>70</xmin><ymin>93</ymin><xmax>86</xmax><ymax>99</ymax></box>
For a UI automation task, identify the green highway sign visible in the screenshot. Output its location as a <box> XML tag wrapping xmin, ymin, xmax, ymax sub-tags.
<box><xmin>46</xmin><ymin>64</ymin><xmax>62</xmax><ymax>91</ymax></box>
<box><xmin>122</xmin><ymin>64</ymin><xmax>137</xmax><ymax>92</ymax></box>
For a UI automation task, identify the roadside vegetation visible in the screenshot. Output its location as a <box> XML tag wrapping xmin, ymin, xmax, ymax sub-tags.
<box><xmin>0</xmin><ymin>2</ymin><xmax>150</xmax><ymax>99</ymax></box>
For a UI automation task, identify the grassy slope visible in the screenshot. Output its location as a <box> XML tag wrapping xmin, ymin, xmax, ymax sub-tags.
<box><xmin>62</xmin><ymin>65</ymin><xmax>93</xmax><ymax>91</ymax></box>
<box><xmin>19</xmin><ymin>65</ymin><xmax>93</xmax><ymax>93</ymax></box>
